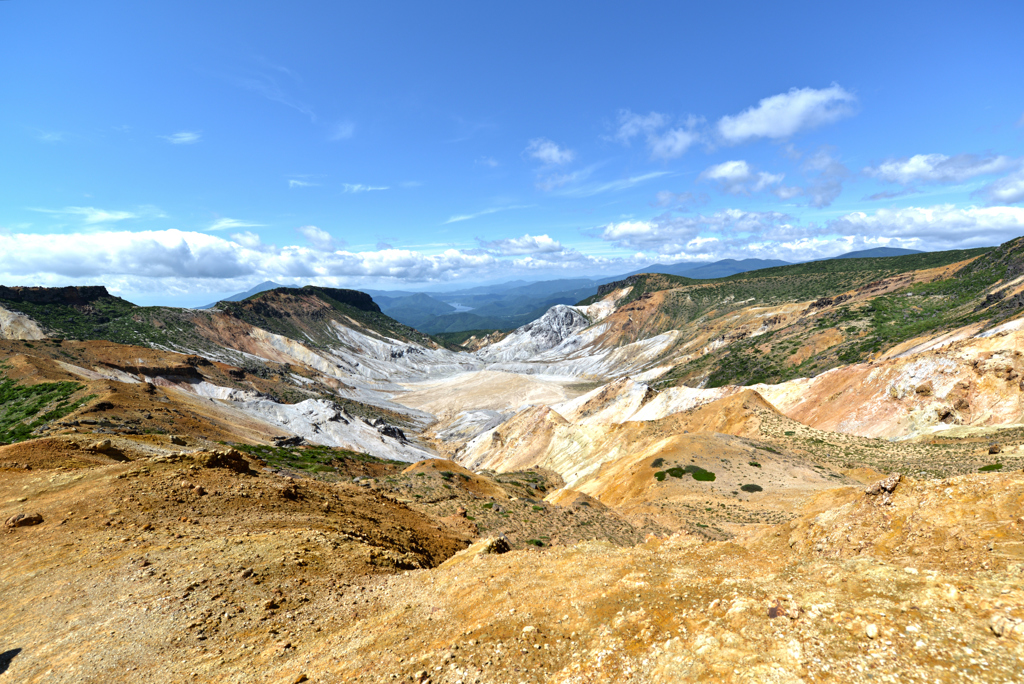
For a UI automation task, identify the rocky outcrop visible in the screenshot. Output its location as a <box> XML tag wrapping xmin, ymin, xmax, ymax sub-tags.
<box><xmin>0</xmin><ymin>285</ymin><xmax>111</xmax><ymax>306</ymax></box>
<box><xmin>476</xmin><ymin>305</ymin><xmax>591</xmax><ymax>364</ymax></box>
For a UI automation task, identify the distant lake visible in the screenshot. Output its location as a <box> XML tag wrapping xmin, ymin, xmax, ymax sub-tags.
<box><xmin>448</xmin><ymin>302</ymin><xmax>474</xmax><ymax>312</ymax></box>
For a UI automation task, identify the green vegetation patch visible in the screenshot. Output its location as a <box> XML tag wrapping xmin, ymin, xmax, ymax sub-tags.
<box><xmin>525</xmin><ymin>539</ymin><xmax>544</xmax><ymax>547</ymax></box>
<box><xmin>0</xmin><ymin>373</ymin><xmax>90</xmax><ymax>444</ymax></box>
<box><xmin>740</xmin><ymin>484</ymin><xmax>764</xmax><ymax>493</ymax></box>
<box><xmin>232</xmin><ymin>443</ymin><xmax>401</xmax><ymax>473</ymax></box>
<box><xmin>431</xmin><ymin>329</ymin><xmax>500</xmax><ymax>349</ymax></box>
<box><xmin>654</xmin><ymin>464</ymin><xmax>716</xmax><ymax>482</ymax></box>
<box><xmin>748</xmin><ymin>461</ymin><xmax>762</xmax><ymax>467</ymax></box>
<box><xmin>979</xmin><ymin>463</ymin><xmax>1004</xmax><ymax>472</ymax></box>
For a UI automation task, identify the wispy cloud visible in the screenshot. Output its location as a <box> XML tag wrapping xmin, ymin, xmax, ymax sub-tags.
<box><xmin>717</xmin><ymin>84</ymin><xmax>856</xmax><ymax>143</ymax></box>
<box><xmin>554</xmin><ymin>171</ymin><xmax>671</xmax><ymax>197</ymax></box>
<box><xmin>476</xmin><ymin>156</ymin><xmax>500</xmax><ymax>168</ymax></box>
<box><xmin>865</xmin><ymin>189</ymin><xmax>918</xmax><ymax>201</ymax></box>
<box><xmin>342</xmin><ymin>183</ymin><xmax>389</xmax><ymax>193</ymax></box>
<box><xmin>35</xmin><ymin>130</ymin><xmax>65</xmax><ymax>143</ymax></box>
<box><xmin>444</xmin><ymin>205</ymin><xmax>532</xmax><ymax>224</ymax></box>
<box><xmin>30</xmin><ymin>206</ymin><xmax>142</xmax><ymax>224</ymax></box>
<box><xmin>288</xmin><ymin>179</ymin><xmax>318</xmax><ymax>188</ymax></box>
<box><xmin>162</xmin><ymin>131</ymin><xmax>201</xmax><ymax>145</ymax></box>
<box><xmin>207</xmin><ymin>218</ymin><xmax>264</xmax><ymax>232</ymax></box>
<box><xmin>234</xmin><ymin>69</ymin><xmax>315</xmax><ymax>121</ymax></box>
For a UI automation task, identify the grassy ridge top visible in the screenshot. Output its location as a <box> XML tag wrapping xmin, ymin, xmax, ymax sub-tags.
<box><xmin>581</xmin><ymin>247</ymin><xmax>993</xmax><ymax>310</ymax></box>
<box><xmin>220</xmin><ymin>286</ymin><xmax>437</xmax><ymax>348</ymax></box>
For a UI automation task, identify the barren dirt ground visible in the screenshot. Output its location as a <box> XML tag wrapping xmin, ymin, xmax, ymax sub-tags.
<box><xmin>4</xmin><ymin>446</ymin><xmax>1024</xmax><ymax>683</ymax></box>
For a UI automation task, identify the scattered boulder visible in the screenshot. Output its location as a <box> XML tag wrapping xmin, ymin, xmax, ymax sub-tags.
<box><xmin>192</xmin><ymin>449</ymin><xmax>254</xmax><ymax>475</ymax></box>
<box><xmin>5</xmin><ymin>512</ymin><xmax>43</xmax><ymax>528</ymax></box>
<box><xmin>481</xmin><ymin>537</ymin><xmax>511</xmax><ymax>555</ymax></box>
<box><xmin>279</xmin><ymin>483</ymin><xmax>301</xmax><ymax>501</ymax></box>
<box><xmin>91</xmin><ymin>439</ymin><xmax>128</xmax><ymax>462</ymax></box>
<box><xmin>440</xmin><ymin>536</ymin><xmax>511</xmax><ymax>569</ymax></box>
<box><xmin>170</xmin><ymin>435</ymin><xmax>186</xmax><ymax>446</ymax></box>
<box><xmin>989</xmin><ymin>443</ymin><xmax>1002</xmax><ymax>455</ymax></box>
<box><xmin>865</xmin><ymin>473</ymin><xmax>901</xmax><ymax>496</ymax></box>
<box><xmin>273</xmin><ymin>435</ymin><xmax>305</xmax><ymax>447</ymax></box>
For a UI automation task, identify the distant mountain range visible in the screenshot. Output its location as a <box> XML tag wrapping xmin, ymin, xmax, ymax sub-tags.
<box><xmin>201</xmin><ymin>248</ymin><xmax>923</xmax><ymax>332</ymax></box>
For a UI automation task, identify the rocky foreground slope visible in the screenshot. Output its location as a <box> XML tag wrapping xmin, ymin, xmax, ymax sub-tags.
<box><xmin>4</xmin><ymin>238</ymin><xmax>1024</xmax><ymax>681</ymax></box>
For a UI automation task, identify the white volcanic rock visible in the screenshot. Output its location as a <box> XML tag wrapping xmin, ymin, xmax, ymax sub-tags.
<box><xmin>0</xmin><ymin>305</ymin><xmax>46</xmax><ymax>340</ymax></box>
<box><xmin>476</xmin><ymin>305</ymin><xmax>591</xmax><ymax>364</ymax></box>
<box><xmin>239</xmin><ymin>398</ymin><xmax>436</xmax><ymax>462</ymax></box>
<box><xmin>432</xmin><ymin>409</ymin><xmax>511</xmax><ymax>443</ymax></box>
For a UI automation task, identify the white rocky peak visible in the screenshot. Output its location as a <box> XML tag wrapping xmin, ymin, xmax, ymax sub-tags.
<box><xmin>476</xmin><ymin>305</ymin><xmax>592</xmax><ymax>363</ymax></box>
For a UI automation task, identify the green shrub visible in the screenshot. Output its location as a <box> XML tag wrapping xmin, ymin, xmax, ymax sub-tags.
<box><xmin>748</xmin><ymin>461</ymin><xmax>761</xmax><ymax>468</ymax></box>
<box><xmin>482</xmin><ymin>502</ymin><xmax>493</xmax><ymax>509</ymax></box>
<box><xmin>979</xmin><ymin>463</ymin><xmax>1003</xmax><ymax>472</ymax></box>
<box><xmin>655</xmin><ymin>465</ymin><xmax>715</xmax><ymax>482</ymax></box>
<box><xmin>526</xmin><ymin>539</ymin><xmax>544</xmax><ymax>547</ymax></box>
<box><xmin>740</xmin><ymin>484</ymin><xmax>763</xmax><ymax>493</ymax></box>
<box><xmin>689</xmin><ymin>468</ymin><xmax>716</xmax><ymax>482</ymax></box>
<box><xmin>651</xmin><ymin>457</ymin><xmax>665</xmax><ymax>468</ymax></box>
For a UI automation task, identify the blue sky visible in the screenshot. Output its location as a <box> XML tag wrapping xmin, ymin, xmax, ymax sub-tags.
<box><xmin>3</xmin><ymin>1</ymin><xmax>1024</xmax><ymax>306</ymax></box>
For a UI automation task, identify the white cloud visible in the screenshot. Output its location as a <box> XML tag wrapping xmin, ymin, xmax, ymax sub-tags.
<box><xmin>525</xmin><ymin>138</ymin><xmax>575</xmax><ymax>165</ymax></box>
<box><xmin>444</xmin><ymin>205</ymin><xmax>531</xmax><ymax>224</ymax></box>
<box><xmin>717</xmin><ymin>84</ymin><xmax>856</xmax><ymax>143</ymax></box>
<box><xmin>230</xmin><ymin>231</ymin><xmax>266</xmax><ymax>250</ymax></box>
<box><xmin>342</xmin><ymin>183</ymin><xmax>389</xmax><ymax>193</ymax></box>
<box><xmin>613</xmin><ymin>111</ymin><xmax>667</xmax><ymax>144</ymax></box>
<box><xmin>773</xmin><ymin>185</ymin><xmax>803</xmax><ymax>200</ymax></box>
<box><xmin>699</xmin><ymin>160</ymin><xmax>784</xmax><ymax>195</ymax></box>
<box><xmin>207</xmin><ymin>218</ymin><xmax>263</xmax><ymax>232</ymax></box>
<box><xmin>479</xmin><ymin>233</ymin><xmax>562</xmax><ymax>255</ymax></box>
<box><xmin>329</xmin><ymin>121</ymin><xmax>355</xmax><ymax>141</ymax></box>
<box><xmin>477</xmin><ymin>157</ymin><xmax>500</xmax><ymax>168</ymax></box>
<box><xmin>650</xmin><ymin>127</ymin><xmax>699</xmax><ymax>160</ymax></box>
<box><xmin>866</xmin><ymin>153</ymin><xmax>1016</xmax><ymax>185</ymax></box>
<box><xmin>702</xmin><ymin>160</ymin><xmax>752</xmax><ymax>183</ymax></box>
<box><xmin>978</xmin><ymin>169</ymin><xmax>1024</xmax><ymax>205</ymax></box>
<box><xmin>601</xmin><ymin>209</ymin><xmax>796</xmax><ymax>256</ymax></box>
<box><xmin>162</xmin><ymin>131</ymin><xmax>201</xmax><ymax>145</ymax></box>
<box><xmin>296</xmin><ymin>225</ymin><xmax>340</xmax><ymax>251</ymax></box>
<box><xmin>753</xmin><ymin>172</ymin><xmax>785</xmax><ymax>192</ymax></box>
<box><xmin>612</xmin><ymin>110</ymin><xmax>700</xmax><ymax>160</ymax></box>
<box><xmin>830</xmin><ymin>204</ymin><xmax>1024</xmax><ymax>247</ymax></box>
<box><xmin>288</xmin><ymin>179</ymin><xmax>318</xmax><ymax>188</ymax></box>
